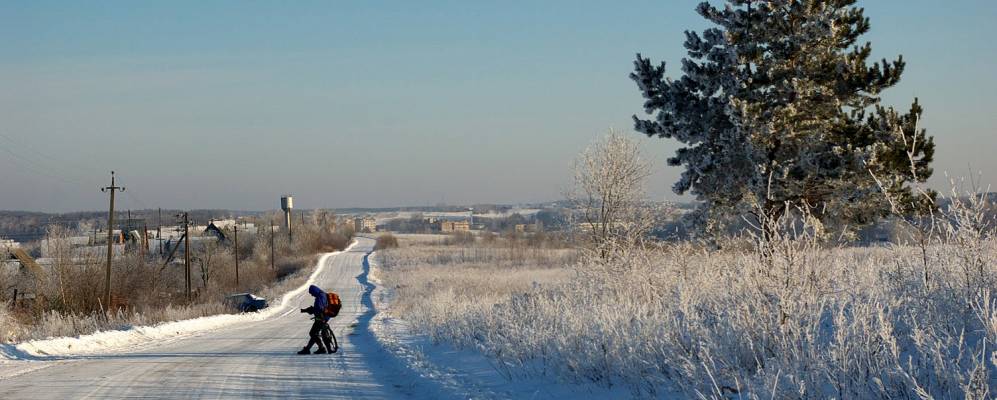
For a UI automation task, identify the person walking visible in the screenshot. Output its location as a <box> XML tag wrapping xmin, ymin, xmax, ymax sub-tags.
<box><xmin>297</xmin><ymin>285</ymin><xmax>333</xmax><ymax>355</ymax></box>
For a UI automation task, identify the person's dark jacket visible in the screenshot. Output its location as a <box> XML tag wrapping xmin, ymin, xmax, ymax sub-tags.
<box><xmin>300</xmin><ymin>285</ymin><xmax>331</xmax><ymax>321</ymax></box>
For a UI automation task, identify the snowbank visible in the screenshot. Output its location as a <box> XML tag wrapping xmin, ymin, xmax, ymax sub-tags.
<box><xmin>0</xmin><ymin>241</ymin><xmax>356</xmax><ymax>361</ymax></box>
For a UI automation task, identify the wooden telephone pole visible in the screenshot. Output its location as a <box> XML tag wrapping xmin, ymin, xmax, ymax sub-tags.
<box><xmin>141</xmin><ymin>223</ymin><xmax>148</xmax><ymax>259</ymax></box>
<box><xmin>270</xmin><ymin>219</ymin><xmax>276</xmax><ymax>271</ymax></box>
<box><xmin>233</xmin><ymin>225</ymin><xmax>240</xmax><ymax>287</ymax></box>
<box><xmin>100</xmin><ymin>171</ymin><xmax>125</xmax><ymax>311</ymax></box>
<box><xmin>178</xmin><ymin>212</ymin><xmax>191</xmax><ymax>300</ymax></box>
<box><xmin>157</xmin><ymin>208</ymin><xmax>163</xmax><ymax>255</ymax></box>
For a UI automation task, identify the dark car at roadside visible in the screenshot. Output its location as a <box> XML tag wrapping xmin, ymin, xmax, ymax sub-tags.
<box><xmin>226</xmin><ymin>293</ymin><xmax>268</xmax><ymax>312</ymax></box>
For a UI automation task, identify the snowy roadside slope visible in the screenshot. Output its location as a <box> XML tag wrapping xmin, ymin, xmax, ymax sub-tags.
<box><xmin>366</xmin><ymin>252</ymin><xmax>629</xmax><ymax>400</ymax></box>
<box><xmin>0</xmin><ymin>241</ymin><xmax>355</xmax><ymax>361</ymax></box>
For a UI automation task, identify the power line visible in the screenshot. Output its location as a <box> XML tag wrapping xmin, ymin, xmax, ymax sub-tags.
<box><xmin>0</xmin><ymin>135</ymin><xmax>100</xmax><ymax>213</ymax></box>
<box><xmin>0</xmin><ymin>144</ymin><xmax>86</xmax><ymax>187</ymax></box>
<box><xmin>0</xmin><ymin>143</ymin><xmax>154</xmax><ymax>214</ymax></box>
<box><xmin>0</xmin><ymin>132</ymin><xmax>102</xmax><ymax>182</ymax></box>
<box><xmin>123</xmin><ymin>190</ymin><xmax>153</xmax><ymax>211</ymax></box>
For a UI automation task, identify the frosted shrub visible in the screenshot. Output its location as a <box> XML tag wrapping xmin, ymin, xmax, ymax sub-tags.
<box><xmin>0</xmin><ymin>307</ymin><xmax>29</xmax><ymax>344</ymax></box>
<box><xmin>374</xmin><ymin>233</ymin><xmax>399</xmax><ymax>250</ymax></box>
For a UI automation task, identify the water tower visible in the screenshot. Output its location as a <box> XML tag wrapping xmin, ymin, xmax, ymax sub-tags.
<box><xmin>280</xmin><ymin>195</ymin><xmax>293</xmax><ymax>240</ymax></box>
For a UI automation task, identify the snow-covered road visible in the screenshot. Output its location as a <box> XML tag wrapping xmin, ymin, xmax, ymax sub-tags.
<box><xmin>0</xmin><ymin>237</ymin><xmax>417</xmax><ymax>399</ymax></box>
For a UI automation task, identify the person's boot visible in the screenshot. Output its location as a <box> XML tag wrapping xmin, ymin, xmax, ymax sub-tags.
<box><xmin>315</xmin><ymin>347</ymin><xmax>329</xmax><ymax>354</ymax></box>
<box><xmin>297</xmin><ymin>346</ymin><xmax>311</xmax><ymax>355</ymax></box>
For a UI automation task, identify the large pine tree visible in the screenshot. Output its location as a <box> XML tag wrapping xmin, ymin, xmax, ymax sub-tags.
<box><xmin>632</xmin><ymin>0</ymin><xmax>934</xmax><ymax>232</ymax></box>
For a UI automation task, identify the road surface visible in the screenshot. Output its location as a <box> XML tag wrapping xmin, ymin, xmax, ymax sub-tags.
<box><xmin>0</xmin><ymin>237</ymin><xmax>413</xmax><ymax>399</ymax></box>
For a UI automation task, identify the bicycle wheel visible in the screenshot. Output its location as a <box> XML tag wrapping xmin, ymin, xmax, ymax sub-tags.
<box><xmin>329</xmin><ymin>329</ymin><xmax>339</xmax><ymax>353</ymax></box>
<box><xmin>322</xmin><ymin>326</ymin><xmax>339</xmax><ymax>353</ymax></box>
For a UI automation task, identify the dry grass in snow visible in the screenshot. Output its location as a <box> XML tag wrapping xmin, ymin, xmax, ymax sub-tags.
<box><xmin>376</xmin><ymin>200</ymin><xmax>997</xmax><ymax>399</ymax></box>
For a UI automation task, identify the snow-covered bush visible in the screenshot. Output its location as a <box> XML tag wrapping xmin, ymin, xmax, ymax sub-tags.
<box><xmin>0</xmin><ymin>307</ymin><xmax>29</xmax><ymax>344</ymax></box>
<box><xmin>374</xmin><ymin>233</ymin><xmax>400</xmax><ymax>250</ymax></box>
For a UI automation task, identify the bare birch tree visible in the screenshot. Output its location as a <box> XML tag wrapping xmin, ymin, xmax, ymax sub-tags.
<box><xmin>569</xmin><ymin>130</ymin><xmax>654</xmax><ymax>257</ymax></box>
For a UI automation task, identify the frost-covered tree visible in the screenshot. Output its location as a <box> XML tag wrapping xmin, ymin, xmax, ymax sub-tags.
<box><xmin>569</xmin><ymin>131</ymin><xmax>654</xmax><ymax>256</ymax></box>
<box><xmin>632</xmin><ymin>0</ymin><xmax>934</xmax><ymax>235</ymax></box>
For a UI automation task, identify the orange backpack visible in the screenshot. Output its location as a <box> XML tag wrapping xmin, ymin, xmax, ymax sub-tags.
<box><xmin>324</xmin><ymin>292</ymin><xmax>342</xmax><ymax>318</ymax></box>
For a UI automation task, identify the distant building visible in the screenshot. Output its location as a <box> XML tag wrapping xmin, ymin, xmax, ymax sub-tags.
<box><xmin>40</xmin><ymin>236</ymin><xmax>91</xmax><ymax>258</ymax></box>
<box><xmin>207</xmin><ymin>219</ymin><xmax>238</xmax><ymax>230</ymax></box>
<box><xmin>118</xmin><ymin>218</ymin><xmax>147</xmax><ymax>234</ymax></box>
<box><xmin>353</xmin><ymin>216</ymin><xmax>376</xmax><ymax>233</ymax></box>
<box><xmin>514</xmin><ymin>222</ymin><xmax>544</xmax><ymax>233</ymax></box>
<box><xmin>39</xmin><ymin>237</ymin><xmax>123</xmax><ymax>259</ymax></box>
<box><xmin>204</xmin><ymin>222</ymin><xmax>227</xmax><ymax>241</ymax></box>
<box><xmin>1</xmin><ymin>238</ymin><xmax>19</xmax><ymax>251</ymax></box>
<box><xmin>441</xmin><ymin>220</ymin><xmax>470</xmax><ymax>232</ymax></box>
<box><xmin>574</xmin><ymin>221</ymin><xmax>630</xmax><ymax>233</ymax></box>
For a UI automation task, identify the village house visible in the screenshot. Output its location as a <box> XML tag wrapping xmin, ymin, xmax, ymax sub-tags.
<box><xmin>440</xmin><ymin>220</ymin><xmax>470</xmax><ymax>232</ymax></box>
<box><xmin>514</xmin><ymin>222</ymin><xmax>544</xmax><ymax>233</ymax></box>
<box><xmin>353</xmin><ymin>216</ymin><xmax>377</xmax><ymax>233</ymax></box>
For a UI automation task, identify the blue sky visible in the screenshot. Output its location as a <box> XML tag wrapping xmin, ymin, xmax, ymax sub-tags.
<box><xmin>1</xmin><ymin>1</ymin><xmax>995</xmax><ymax>212</ymax></box>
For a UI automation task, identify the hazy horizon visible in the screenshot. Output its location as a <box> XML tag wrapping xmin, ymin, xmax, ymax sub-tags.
<box><xmin>3</xmin><ymin>1</ymin><xmax>996</xmax><ymax>213</ymax></box>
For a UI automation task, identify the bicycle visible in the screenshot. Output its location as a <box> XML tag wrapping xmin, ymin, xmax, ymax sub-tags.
<box><xmin>319</xmin><ymin>319</ymin><xmax>339</xmax><ymax>353</ymax></box>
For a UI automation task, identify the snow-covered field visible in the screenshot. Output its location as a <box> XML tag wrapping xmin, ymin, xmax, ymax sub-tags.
<box><xmin>373</xmin><ymin>233</ymin><xmax>997</xmax><ymax>399</ymax></box>
<box><xmin>369</xmin><ymin>208</ymin><xmax>543</xmax><ymax>225</ymax></box>
<box><xmin>367</xmin><ymin>252</ymin><xmax>628</xmax><ymax>399</ymax></box>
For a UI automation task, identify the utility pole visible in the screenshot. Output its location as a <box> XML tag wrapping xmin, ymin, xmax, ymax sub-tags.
<box><xmin>157</xmin><ymin>208</ymin><xmax>162</xmax><ymax>255</ymax></box>
<box><xmin>233</xmin><ymin>224</ymin><xmax>240</xmax><ymax>287</ymax></box>
<box><xmin>270</xmin><ymin>219</ymin><xmax>275</xmax><ymax>271</ymax></box>
<box><xmin>178</xmin><ymin>212</ymin><xmax>191</xmax><ymax>301</ymax></box>
<box><xmin>141</xmin><ymin>223</ymin><xmax>148</xmax><ymax>259</ymax></box>
<box><xmin>100</xmin><ymin>171</ymin><xmax>125</xmax><ymax>312</ymax></box>
<box><xmin>125</xmin><ymin>209</ymin><xmax>132</xmax><ymax>254</ymax></box>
